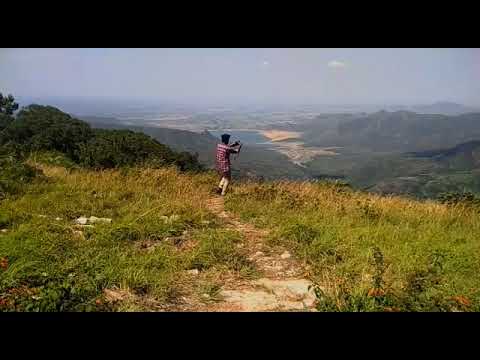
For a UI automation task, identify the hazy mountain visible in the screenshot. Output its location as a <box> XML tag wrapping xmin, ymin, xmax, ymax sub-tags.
<box><xmin>410</xmin><ymin>101</ymin><xmax>479</xmax><ymax>115</ymax></box>
<box><xmin>310</xmin><ymin>111</ymin><xmax>480</xmax><ymax>152</ymax></box>
<box><xmin>360</xmin><ymin>141</ymin><xmax>480</xmax><ymax>198</ymax></box>
<box><xmin>410</xmin><ymin>140</ymin><xmax>480</xmax><ymax>170</ymax></box>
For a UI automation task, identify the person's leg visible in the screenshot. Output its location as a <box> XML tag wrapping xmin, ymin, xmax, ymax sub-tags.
<box><xmin>216</xmin><ymin>176</ymin><xmax>225</xmax><ymax>194</ymax></box>
<box><xmin>221</xmin><ymin>172</ymin><xmax>231</xmax><ymax>196</ymax></box>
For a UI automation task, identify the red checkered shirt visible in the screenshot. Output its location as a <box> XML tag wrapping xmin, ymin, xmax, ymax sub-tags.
<box><xmin>216</xmin><ymin>143</ymin><xmax>237</xmax><ymax>174</ymax></box>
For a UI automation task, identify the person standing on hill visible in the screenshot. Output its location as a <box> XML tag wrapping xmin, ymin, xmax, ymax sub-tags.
<box><xmin>215</xmin><ymin>133</ymin><xmax>242</xmax><ymax>196</ymax></box>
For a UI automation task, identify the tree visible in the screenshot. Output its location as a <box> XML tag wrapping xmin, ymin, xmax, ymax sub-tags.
<box><xmin>0</xmin><ymin>114</ymin><xmax>13</xmax><ymax>131</ymax></box>
<box><xmin>0</xmin><ymin>104</ymin><xmax>94</xmax><ymax>160</ymax></box>
<box><xmin>0</xmin><ymin>93</ymin><xmax>19</xmax><ymax>115</ymax></box>
<box><xmin>76</xmin><ymin>129</ymin><xmax>203</xmax><ymax>171</ymax></box>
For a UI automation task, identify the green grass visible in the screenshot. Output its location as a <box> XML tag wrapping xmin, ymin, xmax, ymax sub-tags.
<box><xmin>225</xmin><ymin>181</ymin><xmax>480</xmax><ymax>312</ymax></box>
<box><xmin>2</xmin><ymin>158</ymin><xmax>479</xmax><ymax>312</ymax></box>
<box><xmin>0</xmin><ymin>164</ymin><xmax>249</xmax><ymax>311</ymax></box>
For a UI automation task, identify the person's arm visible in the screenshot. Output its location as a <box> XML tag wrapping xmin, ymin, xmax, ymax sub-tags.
<box><xmin>229</xmin><ymin>142</ymin><xmax>241</xmax><ymax>153</ymax></box>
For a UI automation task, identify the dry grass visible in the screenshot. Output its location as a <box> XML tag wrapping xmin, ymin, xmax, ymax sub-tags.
<box><xmin>2</xmin><ymin>161</ymin><xmax>479</xmax><ymax>312</ymax></box>
<box><xmin>0</xmin><ymin>165</ymin><xmax>252</xmax><ymax>311</ymax></box>
<box><xmin>226</xmin><ymin>180</ymin><xmax>480</xmax><ymax>311</ymax></box>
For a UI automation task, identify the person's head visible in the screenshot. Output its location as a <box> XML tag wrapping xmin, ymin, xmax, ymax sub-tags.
<box><xmin>221</xmin><ymin>133</ymin><xmax>231</xmax><ymax>145</ymax></box>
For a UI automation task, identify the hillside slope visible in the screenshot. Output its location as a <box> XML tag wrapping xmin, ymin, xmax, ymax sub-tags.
<box><xmin>367</xmin><ymin>141</ymin><xmax>480</xmax><ymax>197</ymax></box>
<box><xmin>1</xmin><ymin>162</ymin><xmax>479</xmax><ymax>312</ymax></box>
<box><xmin>302</xmin><ymin>111</ymin><xmax>480</xmax><ymax>152</ymax></box>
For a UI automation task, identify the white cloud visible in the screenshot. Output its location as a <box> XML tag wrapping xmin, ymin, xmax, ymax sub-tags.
<box><xmin>262</xmin><ymin>60</ymin><xmax>270</xmax><ymax>66</ymax></box>
<box><xmin>328</xmin><ymin>60</ymin><xmax>347</xmax><ymax>68</ymax></box>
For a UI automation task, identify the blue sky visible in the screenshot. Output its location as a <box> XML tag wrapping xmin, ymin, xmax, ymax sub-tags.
<box><xmin>1</xmin><ymin>48</ymin><xmax>479</xmax><ymax>105</ymax></box>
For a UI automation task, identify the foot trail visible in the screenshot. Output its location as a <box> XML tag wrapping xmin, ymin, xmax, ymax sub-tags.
<box><xmin>190</xmin><ymin>196</ymin><xmax>317</xmax><ymax>312</ymax></box>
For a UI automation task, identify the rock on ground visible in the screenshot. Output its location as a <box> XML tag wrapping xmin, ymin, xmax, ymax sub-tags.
<box><xmin>75</xmin><ymin>216</ymin><xmax>88</xmax><ymax>225</ymax></box>
<box><xmin>75</xmin><ymin>216</ymin><xmax>112</xmax><ymax>225</ymax></box>
<box><xmin>88</xmin><ymin>216</ymin><xmax>112</xmax><ymax>224</ymax></box>
<box><xmin>219</xmin><ymin>278</ymin><xmax>317</xmax><ymax>311</ymax></box>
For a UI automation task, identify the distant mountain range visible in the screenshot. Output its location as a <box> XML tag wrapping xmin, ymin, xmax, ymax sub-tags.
<box><xmin>379</xmin><ymin>102</ymin><xmax>479</xmax><ymax>115</ymax></box>
<box><xmin>304</xmin><ymin>110</ymin><xmax>480</xmax><ymax>152</ymax></box>
<box><xmin>410</xmin><ymin>101</ymin><xmax>480</xmax><ymax>115</ymax></box>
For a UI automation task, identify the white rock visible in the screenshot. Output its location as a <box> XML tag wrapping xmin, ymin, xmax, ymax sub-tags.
<box><xmin>255</xmin><ymin>278</ymin><xmax>317</xmax><ymax>303</ymax></box>
<box><xmin>88</xmin><ymin>216</ymin><xmax>111</xmax><ymax>224</ymax></box>
<box><xmin>55</xmin><ymin>217</ymin><xmax>62</xmax><ymax>221</ymax></box>
<box><xmin>220</xmin><ymin>289</ymin><xmax>279</xmax><ymax>311</ymax></box>
<box><xmin>187</xmin><ymin>269</ymin><xmax>200</xmax><ymax>276</ymax></box>
<box><xmin>280</xmin><ymin>251</ymin><xmax>291</xmax><ymax>259</ymax></box>
<box><xmin>0</xmin><ymin>229</ymin><xmax>7</xmax><ymax>233</ymax></box>
<box><xmin>75</xmin><ymin>216</ymin><xmax>88</xmax><ymax>225</ymax></box>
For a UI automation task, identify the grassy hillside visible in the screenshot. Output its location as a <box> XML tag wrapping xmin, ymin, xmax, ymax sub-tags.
<box><xmin>225</xmin><ymin>181</ymin><xmax>480</xmax><ymax>311</ymax></box>
<box><xmin>1</xmin><ymin>159</ymin><xmax>479</xmax><ymax>311</ymax></box>
<box><xmin>0</xmin><ymin>162</ymin><xmax>254</xmax><ymax>311</ymax></box>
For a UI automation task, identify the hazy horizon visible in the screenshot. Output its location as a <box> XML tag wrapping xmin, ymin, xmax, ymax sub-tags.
<box><xmin>2</xmin><ymin>48</ymin><xmax>480</xmax><ymax>107</ymax></box>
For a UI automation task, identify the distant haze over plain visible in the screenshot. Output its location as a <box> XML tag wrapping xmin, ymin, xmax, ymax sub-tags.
<box><xmin>1</xmin><ymin>48</ymin><xmax>479</xmax><ymax>107</ymax></box>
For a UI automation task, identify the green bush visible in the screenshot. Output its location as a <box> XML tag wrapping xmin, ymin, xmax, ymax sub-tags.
<box><xmin>438</xmin><ymin>191</ymin><xmax>480</xmax><ymax>207</ymax></box>
<box><xmin>0</xmin><ymin>153</ymin><xmax>40</xmax><ymax>199</ymax></box>
<box><xmin>0</xmin><ymin>101</ymin><xmax>203</xmax><ymax>172</ymax></box>
<box><xmin>0</xmin><ymin>105</ymin><xmax>93</xmax><ymax>161</ymax></box>
<box><xmin>0</xmin><ymin>114</ymin><xmax>14</xmax><ymax>131</ymax></box>
<box><xmin>77</xmin><ymin>129</ymin><xmax>203</xmax><ymax>171</ymax></box>
<box><xmin>28</xmin><ymin>151</ymin><xmax>78</xmax><ymax>169</ymax></box>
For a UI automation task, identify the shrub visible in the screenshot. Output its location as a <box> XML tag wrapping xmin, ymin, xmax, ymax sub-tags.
<box><xmin>0</xmin><ymin>152</ymin><xmax>40</xmax><ymax>199</ymax></box>
<box><xmin>0</xmin><ymin>114</ymin><xmax>14</xmax><ymax>131</ymax></box>
<box><xmin>77</xmin><ymin>129</ymin><xmax>203</xmax><ymax>171</ymax></box>
<box><xmin>0</xmin><ymin>101</ymin><xmax>203</xmax><ymax>173</ymax></box>
<box><xmin>438</xmin><ymin>191</ymin><xmax>480</xmax><ymax>207</ymax></box>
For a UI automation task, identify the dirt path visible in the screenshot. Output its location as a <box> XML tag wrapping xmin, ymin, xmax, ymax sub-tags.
<box><xmin>189</xmin><ymin>196</ymin><xmax>317</xmax><ymax>312</ymax></box>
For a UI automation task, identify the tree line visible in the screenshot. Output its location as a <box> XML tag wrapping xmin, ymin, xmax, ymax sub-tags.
<box><xmin>0</xmin><ymin>93</ymin><xmax>203</xmax><ymax>198</ymax></box>
<box><xmin>0</xmin><ymin>93</ymin><xmax>203</xmax><ymax>171</ymax></box>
